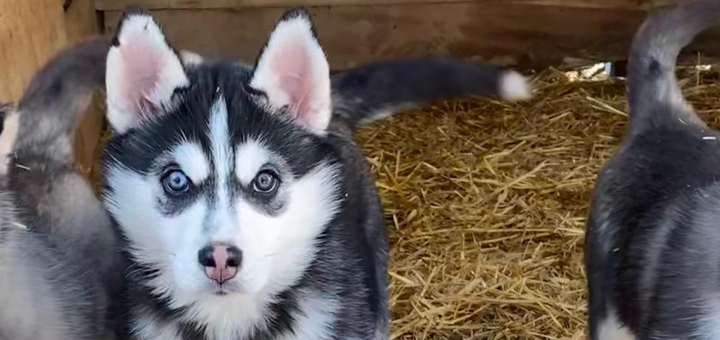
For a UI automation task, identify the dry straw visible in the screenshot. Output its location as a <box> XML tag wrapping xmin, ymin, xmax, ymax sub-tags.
<box><xmin>87</xmin><ymin>63</ymin><xmax>720</xmax><ymax>340</ymax></box>
<box><xmin>356</xmin><ymin>64</ymin><xmax>720</xmax><ymax>339</ymax></box>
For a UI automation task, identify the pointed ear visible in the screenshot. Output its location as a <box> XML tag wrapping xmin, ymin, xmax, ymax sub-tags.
<box><xmin>249</xmin><ymin>8</ymin><xmax>331</xmax><ymax>134</ymax></box>
<box><xmin>106</xmin><ymin>7</ymin><xmax>189</xmax><ymax>133</ymax></box>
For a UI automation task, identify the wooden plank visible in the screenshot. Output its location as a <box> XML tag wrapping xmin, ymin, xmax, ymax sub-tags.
<box><xmin>64</xmin><ymin>0</ymin><xmax>106</xmax><ymax>175</ymax></box>
<box><xmin>95</xmin><ymin>0</ymin><xmax>689</xmax><ymax>11</ymax></box>
<box><xmin>65</xmin><ymin>0</ymin><xmax>101</xmax><ymax>43</ymax></box>
<box><xmin>0</xmin><ymin>0</ymin><xmax>102</xmax><ymax>180</ymax></box>
<box><xmin>103</xmin><ymin>3</ymin><xmax>720</xmax><ymax>72</ymax></box>
<box><xmin>0</xmin><ymin>0</ymin><xmax>67</xmax><ymax>102</ymax></box>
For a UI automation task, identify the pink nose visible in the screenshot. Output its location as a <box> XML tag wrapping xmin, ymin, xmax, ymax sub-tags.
<box><xmin>198</xmin><ymin>244</ymin><xmax>242</xmax><ymax>284</ymax></box>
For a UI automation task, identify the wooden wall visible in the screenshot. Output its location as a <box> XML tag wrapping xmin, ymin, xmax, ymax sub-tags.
<box><xmin>97</xmin><ymin>0</ymin><xmax>720</xmax><ymax>70</ymax></box>
<box><xmin>93</xmin><ymin>0</ymin><xmax>687</xmax><ymax>11</ymax></box>
<box><xmin>1</xmin><ymin>0</ymin><xmax>718</xmax><ymax>176</ymax></box>
<box><xmin>0</xmin><ymin>0</ymin><xmax>103</xmax><ymax>174</ymax></box>
<box><xmin>0</xmin><ymin>0</ymin><xmax>67</xmax><ymax>102</ymax></box>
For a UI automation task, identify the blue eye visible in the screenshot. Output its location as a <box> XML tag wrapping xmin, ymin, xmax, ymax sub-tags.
<box><xmin>253</xmin><ymin>170</ymin><xmax>279</xmax><ymax>193</ymax></box>
<box><xmin>162</xmin><ymin>170</ymin><xmax>191</xmax><ymax>194</ymax></box>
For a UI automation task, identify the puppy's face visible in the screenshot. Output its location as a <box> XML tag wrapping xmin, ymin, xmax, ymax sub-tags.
<box><xmin>102</xmin><ymin>8</ymin><xmax>341</xmax><ymax>305</ymax></box>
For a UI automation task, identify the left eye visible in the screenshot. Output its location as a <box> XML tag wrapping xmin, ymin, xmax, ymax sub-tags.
<box><xmin>252</xmin><ymin>170</ymin><xmax>279</xmax><ymax>193</ymax></box>
<box><xmin>162</xmin><ymin>170</ymin><xmax>191</xmax><ymax>194</ymax></box>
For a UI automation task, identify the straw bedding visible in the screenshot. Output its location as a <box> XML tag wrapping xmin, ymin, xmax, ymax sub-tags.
<box><xmin>356</xmin><ymin>65</ymin><xmax>720</xmax><ymax>340</ymax></box>
<box><xmin>85</xmin><ymin>64</ymin><xmax>720</xmax><ymax>340</ymax></box>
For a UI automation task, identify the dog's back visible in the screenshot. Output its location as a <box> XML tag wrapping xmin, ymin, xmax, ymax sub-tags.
<box><xmin>586</xmin><ymin>1</ymin><xmax>720</xmax><ymax>339</ymax></box>
<box><xmin>0</xmin><ymin>38</ymin><xmax>120</xmax><ymax>340</ymax></box>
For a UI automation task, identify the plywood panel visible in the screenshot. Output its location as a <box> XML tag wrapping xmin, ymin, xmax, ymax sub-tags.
<box><xmin>95</xmin><ymin>0</ymin><xmax>688</xmax><ymax>11</ymax></box>
<box><xmin>65</xmin><ymin>0</ymin><xmax>101</xmax><ymax>42</ymax></box>
<box><xmin>64</xmin><ymin>0</ymin><xmax>106</xmax><ymax>174</ymax></box>
<box><xmin>0</xmin><ymin>0</ymin><xmax>67</xmax><ymax>102</ymax></box>
<box><xmin>103</xmin><ymin>2</ymin><xmax>720</xmax><ymax>70</ymax></box>
<box><xmin>0</xmin><ymin>0</ymin><xmax>103</xmax><ymax>177</ymax></box>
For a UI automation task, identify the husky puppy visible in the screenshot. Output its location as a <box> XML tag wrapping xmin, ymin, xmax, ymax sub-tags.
<box><xmin>585</xmin><ymin>1</ymin><xmax>720</xmax><ymax>339</ymax></box>
<box><xmin>103</xmin><ymin>6</ymin><xmax>530</xmax><ymax>340</ymax></box>
<box><xmin>0</xmin><ymin>38</ymin><xmax>121</xmax><ymax>340</ymax></box>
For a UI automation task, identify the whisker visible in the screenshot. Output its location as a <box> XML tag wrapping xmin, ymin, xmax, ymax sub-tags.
<box><xmin>10</xmin><ymin>222</ymin><xmax>27</xmax><ymax>230</ymax></box>
<box><xmin>264</xmin><ymin>251</ymin><xmax>282</xmax><ymax>258</ymax></box>
<box><xmin>131</xmin><ymin>248</ymin><xmax>177</xmax><ymax>257</ymax></box>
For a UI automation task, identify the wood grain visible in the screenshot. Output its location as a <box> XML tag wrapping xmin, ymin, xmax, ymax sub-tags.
<box><xmin>95</xmin><ymin>0</ymin><xmax>689</xmax><ymax>11</ymax></box>
<box><xmin>0</xmin><ymin>0</ymin><xmax>67</xmax><ymax>102</ymax></box>
<box><xmin>65</xmin><ymin>0</ymin><xmax>101</xmax><ymax>43</ymax></box>
<box><xmin>103</xmin><ymin>2</ymin><xmax>720</xmax><ymax>71</ymax></box>
<box><xmin>0</xmin><ymin>0</ymin><xmax>103</xmax><ymax>177</ymax></box>
<box><xmin>64</xmin><ymin>0</ymin><xmax>106</xmax><ymax>174</ymax></box>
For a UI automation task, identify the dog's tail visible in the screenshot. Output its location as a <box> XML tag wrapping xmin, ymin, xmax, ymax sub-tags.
<box><xmin>12</xmin><ymin>37</ymin><xmax>107</xmax><ymax>167</ymax></box>
<box><xmin>627</xmin><ymin>0</ymin><xmax>720</xmax><ymax>133</ymax></box>
<box><xmin>6</xmin><ymin>37</ymin><xmax>121</xmax><ymax>288</ymax></box>
<box><xmin>331</xmin><ymin>58</ymin><xmax>531</xmax><ymax>129</ymax></box>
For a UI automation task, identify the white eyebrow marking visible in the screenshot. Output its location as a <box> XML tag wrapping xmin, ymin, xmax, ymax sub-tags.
<box><xmin>235</xmin><ymin>139</ymin><xmax>271</xmax><ymax>184</ymax></box>
<box><xmin>209</xmin><ymin>97</ymin><xmax>231</xmax><ymax>208</ymax></box>
<box><xmin>172</xmin><ymin>142</ymin><xmax>209</xmax><ymax>183</ymax></box>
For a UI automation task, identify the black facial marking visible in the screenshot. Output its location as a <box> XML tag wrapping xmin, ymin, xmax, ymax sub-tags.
<box><xmin>103</xmin><ymin>60</ymin><xmax>339</xmax><ymax>222</ymax></box>
<box><xmin>156</xmin><ymin>177</ymin><xmax>209</xmax><ymax>217</ymax></box>
<box><xmin>648</xmin><ymin>58</ymin><xmax>662</xmax><ymax>79</ymax></box>
<box><xmin>179</xmin><ymin>321</ymin><xmax>208</xmax><ymax>340</ymax></box>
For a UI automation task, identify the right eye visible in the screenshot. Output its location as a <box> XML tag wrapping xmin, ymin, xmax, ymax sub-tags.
<box><xmin>252</xmin><ymin>170</ymin><xmax>280</xmax><ymax>194</ymax></box>
<box><xmin>162</xmin><ymin>170</ymin><xmax>191</xmax><ymax>194</ymax></box>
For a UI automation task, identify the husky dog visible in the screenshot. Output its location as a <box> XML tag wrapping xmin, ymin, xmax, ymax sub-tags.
<box><xmin>104</xmin><ymin>6</ymin><xmax>530</xmax><ymax>340</ymax></box>
<box><xmin>0</xmin><ymin>38</ymin><xmax>121</xmax><ymax>340</ymax></box>
<box><xmin>585</xmin><ymin>1</ymin><xmax>720</xmax><ymax>339</ymax></box>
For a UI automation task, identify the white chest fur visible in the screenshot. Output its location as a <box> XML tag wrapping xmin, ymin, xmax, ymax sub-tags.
<box><xmin>132</xmin><ymin>291</ymin><xmax>339</xmax><ymax>340</ymax></box>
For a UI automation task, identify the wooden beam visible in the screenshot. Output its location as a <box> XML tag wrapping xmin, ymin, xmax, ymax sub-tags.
<box><xmin>104</xmin><ymin>2</ymin><xmax>720</xmax><ymax>72</ymax></box>
<box><xmin>95</xmin><ymin>0</ymin><xmax>689</xmax><ymax>11</ymax></box>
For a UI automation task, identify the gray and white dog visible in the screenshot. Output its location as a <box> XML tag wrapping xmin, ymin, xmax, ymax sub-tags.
<box><xmin>0</xmin><ymin>38</ymin><xmax>121</xmax><ymax>340</ymax></box>
<box><xmin>0</xmin><ymin>5</ymin><xmax>530</xmax><ymax>340</ymax></box>
<box><xmin>104</xmin><ymin>7</ymin><xmax>530</xmax><ymax>340</ymax></box>
<box><xmin>585</xmin><ymin>1</ymin><xmax>720</xmax><ymax>339</ymax></box>
<box><xmin>104</xmin><ymin>6</ymin><xmax>530</xmax><ymax>340</ymax></box>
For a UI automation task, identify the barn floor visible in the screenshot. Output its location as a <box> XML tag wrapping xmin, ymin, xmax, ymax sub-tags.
<box><xmin>82</xmin><ymin>64</ymin><xmax>720</xmax><ymax>340</ymax></box>
<box><xmin>357</xmin><ymin>65</ymin><xmax>720</xmax><ymax>339</ymax></box>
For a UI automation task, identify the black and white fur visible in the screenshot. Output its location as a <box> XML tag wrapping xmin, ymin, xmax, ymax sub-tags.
<box><xmin>104</xmin><ymin>7</ymin><xmax>531</xmax><ymax>340</ymax></box>
<box><xmin>585</xmin><ymin>1</ymin><xmax>720</xmax><ymax>339</ymax></box>
<box><xmin>0</xmin><ymin>38</ymin><xmax>121</xmax><ymax>340</ymax></box>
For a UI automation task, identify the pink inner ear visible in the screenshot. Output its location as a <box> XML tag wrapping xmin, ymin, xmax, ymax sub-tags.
<box><xmin>270</xmin><ymin>41</ymin><xmax>315</xmax><ymax>120</ymax></box>
<box><xmin>118</xmin><ymin>37</ymin><xmax>165</xmax><ymax>115</ymax></box>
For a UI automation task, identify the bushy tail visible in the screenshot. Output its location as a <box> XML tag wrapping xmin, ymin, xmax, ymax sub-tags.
<box><xmin>331</xmin><ymin>58</ymin><xmax>531</xmax><ymax>129</ymax></box>
<box><xmin>12</xmin><ymin>37</ymin><xmax>108</xmax><ymax>166</ymax></box>
<box><xmin>627</xmin><ymin>0</ymin><xmax>720</xmax><ymax>133</ymax></box>
<box><xmin>0</xmin><ymin>38</ymin><xmax>121</xmax><ymax>338</ymax></box>
<box><xmin>7</xmin><ymin>37</ymin><xmax>112</xmax><ymax>235</ymax></box>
